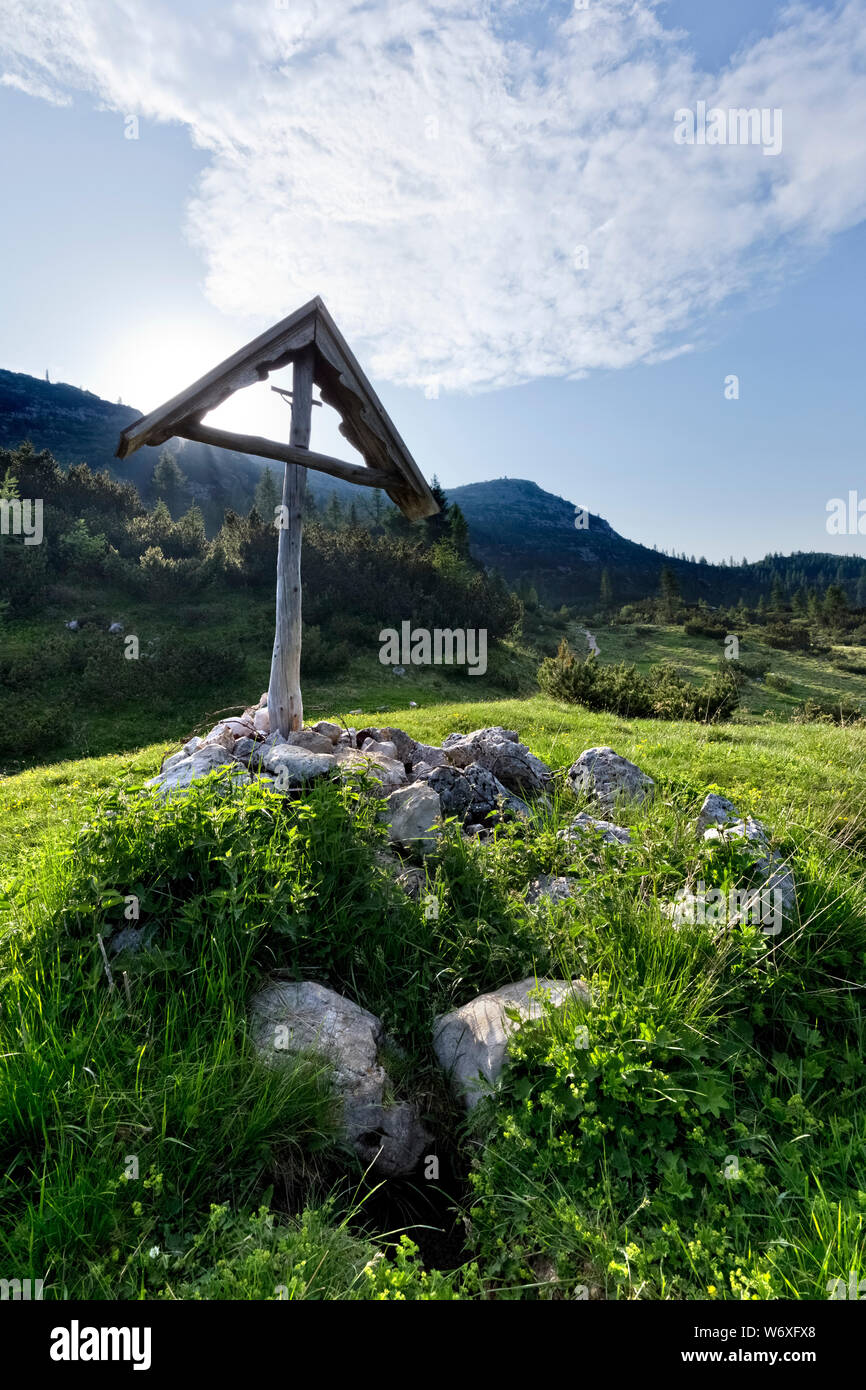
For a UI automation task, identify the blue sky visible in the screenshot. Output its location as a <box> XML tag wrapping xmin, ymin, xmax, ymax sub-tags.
<box><xmin>0</xmin><ymin>0</ymin><xmax>864</xmax><ymax>561</ymax></box>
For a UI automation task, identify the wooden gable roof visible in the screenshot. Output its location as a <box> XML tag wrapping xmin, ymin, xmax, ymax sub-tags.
<box><xmin>116</xmin><ymin>296</ymin><xmax>438</xmax><ymax>521</ymax></box>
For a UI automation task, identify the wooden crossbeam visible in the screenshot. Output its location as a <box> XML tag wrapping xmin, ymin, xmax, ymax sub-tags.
<box><xmin>174</xmin><ymin>421</ymin><xmax>393</xmax><ymax>491</ymax></box>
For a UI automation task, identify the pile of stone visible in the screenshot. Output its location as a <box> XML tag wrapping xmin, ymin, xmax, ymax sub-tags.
<box><xmin>138</xmin><ymin>718</ymin><xmax>799</xmax><ymax>1177</ymax></box>
<box><xmin>146</xmin><ymin>710</ymin><xmax>560</xmax><ymax>855</ymax></box>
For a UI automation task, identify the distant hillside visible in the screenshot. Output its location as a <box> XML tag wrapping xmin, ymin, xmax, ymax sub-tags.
<box><xmin>0</xmin><ymin>369</ymin><xmax>361</xmax><ymax>528</ymax></box>
<box><xmin>447</xmin><ymin>477</ymin><xmax>866</xmax><ymax>608</ymax></box>
<box><xmin>0</xmin><ymin>369</ymin><xmax>274</xmax><ymax>525</ymax></box>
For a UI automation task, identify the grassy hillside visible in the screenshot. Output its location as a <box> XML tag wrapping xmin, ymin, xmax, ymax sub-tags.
<box><xmin>574</xmin><ymin>622</ymin><xmax>866</xmax><ymax>720</ymax></box>
<box><xmin>2</xmin><ymin>695</ymin><xmax>864</xmax><ymax>1300</ymax></box>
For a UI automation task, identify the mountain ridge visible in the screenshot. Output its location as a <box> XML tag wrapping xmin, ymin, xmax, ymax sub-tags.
<box><xmin>2</xmin><ymin>368</ymin><xmax>864</xmax><ymax>607</ymax></box>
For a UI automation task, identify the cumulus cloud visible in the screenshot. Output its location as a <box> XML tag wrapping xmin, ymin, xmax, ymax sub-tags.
<box><xmin>1</xmin><ymin>0</ymin><xmax>865</xmax><ymax>391</ymax></box>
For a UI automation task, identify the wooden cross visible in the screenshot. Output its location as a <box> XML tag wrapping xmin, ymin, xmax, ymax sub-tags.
<box><xmin>116</xmin><ymin>296</ymin><xmax>439</xmax><ymax>738</ymax></box>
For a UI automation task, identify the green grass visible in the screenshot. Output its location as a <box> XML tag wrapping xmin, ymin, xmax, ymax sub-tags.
<box><xmin>0</xmin><ymin>586</ymin><xmax>543</xmax><ymax>772</ymax></box>
<box><xmin>1</xmin><ymin>691</ymin><xmax>865</xmax><ymax>1299</ymax></box>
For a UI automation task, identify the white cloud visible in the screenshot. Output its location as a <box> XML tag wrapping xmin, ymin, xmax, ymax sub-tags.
<box><xmin>1</xmin><ymin>0</ymin><xmax>865</xmax><ymax>391</ymax></box>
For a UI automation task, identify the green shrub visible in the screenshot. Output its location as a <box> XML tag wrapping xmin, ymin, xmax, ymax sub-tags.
<box><xmin>537</xmin><ymin>642</ymin><xmax>739</xmax><ymax>721</ymax></box>
<box><xmin>794</xmin><ymin>697</ymin><xmax>864</xmax><ymax>725</ymax></box>
<box><xmin>764</xmin><ymin>671</ymin><xmax>794</xmax><ymax>693</ymax></box>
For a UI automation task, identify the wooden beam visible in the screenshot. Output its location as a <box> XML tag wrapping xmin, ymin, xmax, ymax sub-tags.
<box><xmin>268</xmin><ymin>347</ymin><xmax>314</xmax><ymax>739</ymax></box>
<box><xmin>174</xmin><ymin>421</ymin><xmax>393</xmax><ymax>492</ymax></box>
<box><xmin>116</xmin><ymin>302</ymin><xmax>318</xmax><ymax>459</ymax></box>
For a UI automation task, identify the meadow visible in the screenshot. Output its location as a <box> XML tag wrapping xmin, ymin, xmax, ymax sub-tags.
<box><xmin>1</xmin><ymin>693</ymin><xmax>864</xmax><ymax>1299</ymax></box>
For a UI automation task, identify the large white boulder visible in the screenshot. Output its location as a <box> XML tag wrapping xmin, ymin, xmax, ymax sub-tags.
<box><xmin>433</xmin><ymin>977</ymin><xmax>590</xmax><ymax>1110</ymax></box>
<box><xmin>249</xmin><ymin>981</ymin><xmax>430</xmax><ymax>1176</ymax></box>
<box><xmin>333</xmin><ymin>746</ymin><xmax>408</xmax><ymax>794</ymax></box>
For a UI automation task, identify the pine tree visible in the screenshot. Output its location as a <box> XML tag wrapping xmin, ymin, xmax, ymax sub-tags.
<box><xmin>823</xmin><ymin>583</ymin><xmax>848</xmax><ymax>626</ymax></box>
<box><xmin>448</xmin><ymin>503</ymin><xmax>471</xmax><ymax>558</ymax></box>
<box><xmin>424</xmin><ymin>475</ymin><xmax>451</xmax><ymax>543</ymax></box>
<box><xmin>253</xmin><ymin>467</ymin><xmax>281</xmax><ymax>523</ymax></box>
<box><xmin>151</xmin><ymin>450</ymin><xmax>191</xmax><ymax>520</ymax></box>
<box><xmin>599</xmin><ymin>567</ymin><xmax>613</xmax><ymax>610</ymax></box>
<box><xmin>658</xmin><ymin>565</ymin><xmax>680</xmax><ymax>620</ymax></box>
<box><xmin>325</xmin><ymin>492</ymin><xmax>343</xmax><ymax>529</ymax></box>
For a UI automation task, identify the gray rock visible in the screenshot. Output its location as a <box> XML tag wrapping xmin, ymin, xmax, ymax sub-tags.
<box><xmin>526</xmin><ymin>875</ymin><xmax>579</xmax><ymax>906</ymax></box>
<box><xmin>463</xmin><ymin>823</ymin><xmax>492</xmax><ymax>843</ymax></box>
<box><xmin>108</xmin><ymin>925</ymin><xmax>145</xmax><ymax>957</ymax></box>
<box><xmin>699</xmin><ymin>803</ymin><xmax>796</xmax><ymax>921</ymax></box>
<box><xmin>108</xmin><ymin>621</ymin><xmax>124</xmax><ymax>635</ymax></box>
<box><xmin>261</xmin><ymin>743</ymin><xmax>337</xmax><ymax>785</ymax></box>
<box><xmin>233</xmin><ymin>737</ymin><xmax>259</xmax><ymax>767</ymax></box>
<box><xmin>465</xmin><ymin>764</ymin><xmax>531</xmax><ymax>821</ymax></box>
<box><xmin>160</xmin><ymin>749</ymin><xmax>188</xmax><ymax>774</ymax></box>
<box><xmin>258</xmin><ymin>730</ymin><xmax>289</xmax><ymax>753</ymax></box>
<box><xmin>394</xmin><ymin>866</ymin><xmax>426</xmax><ymax>900</ymax></box>
<box><xmin>333</xmin><ymin>746</ymin><xmax>408</xmax><ymax>794</ymax></box>
<box><xmin>312</xmin><ymin>721</ymin><xmax>342</xmax><ymax>744</ymax></box>
<box><xmin>372</xmin><ymin>740</ymin><xmax>399</xmax><ymax>761</ymax></box>
<box><xmin>249</xmin><ymin>981</ymin><xmax>429</xmax><ymax>1176</ymax></box>
<box><xmin>181</xmin><ymin>735</ymin><xmax>203</xmax><ymax>757</ymax></box>
<box><xmin>411</xmin><ymin>743</ymin><xmax>448</xmax><ymax>770</ymax></box>
<box><xmin>703</xmin><ymin>815</ymin><xmax>767</xmax><ymax>850</ymax></box>
<box><xmin>433</xmin><ymin>977</ymin><xmax>591</xmax><ymax>1110</ymax></box>
<box><xmin>145</xmin><ymin>743</ymin><xmax>237</xmax><ymax>798</ymax></box>
<box><xmin>444</xmin><ymin>729</ymin><xmax>551</xmax><ymax>795</ymax></box>
<box><xmin>561</xmin><ymin>812</ymin><xmax>633</xmax><ymax>848</ymax></box>
<box><xmin>253</xmin><ymin>707</ymin><xmax>270</xmax><ymax>735</ymax></box>
<box><xmin>382</xmin><ymin>781</ymin><xmax>442</xmax><ymax>854</ymax></box>
<box><xmin>663</xmin><ymin>871</ymin><xmax>795</xmax><ymax>932</ymax></box>
<box><xmin>695</xmin><ymin>793</ymin><xmax>740</xmax><ymax>837</ymax></box>
<box><xmin>288</xmin><ymin>729</ymin><xmax>339</xmax><ymax>756</ymax></box>
<box><xmin>357</xmin><ymin>727</ymin><xmax>418</xmax><ymax>765</ymax></box>
<box><xmin>567</xmin><ymin>747</ymin><xmax>654</xmax><ymax>812</ymax></box>
<box><xmin>202</xmin><ymin>721</ymin><xmax>238</xmax><ymax>750</ymax></box>
<box><xmin>429</xmin><ymin>762</ymin><xmax>529</xmax><ymax>825</ymax></box>
<box><xmin>427</xmin><ymin>766</ymin><xmax>475</xmax><ymax>820</ymax></box>
<box><xmin>411</xmin><ymin>761</ymin><xmax>436</xmax><ymax>779</ymax></box>
<box><xmin>443</xmin><ymin>727</ymin><xmax>518</xmax><ymax>748</ymax></box>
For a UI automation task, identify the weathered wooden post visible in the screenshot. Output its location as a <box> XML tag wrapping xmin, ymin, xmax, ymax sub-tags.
<box><xmin>115</xmin><ymin>296</ymin><xmax>439</xmax><ymax>729</ymax></box>
<box><xmin>268</xmin><ymin>346</ymin><xmax>313</xmax><ymax>737</ymax></box>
